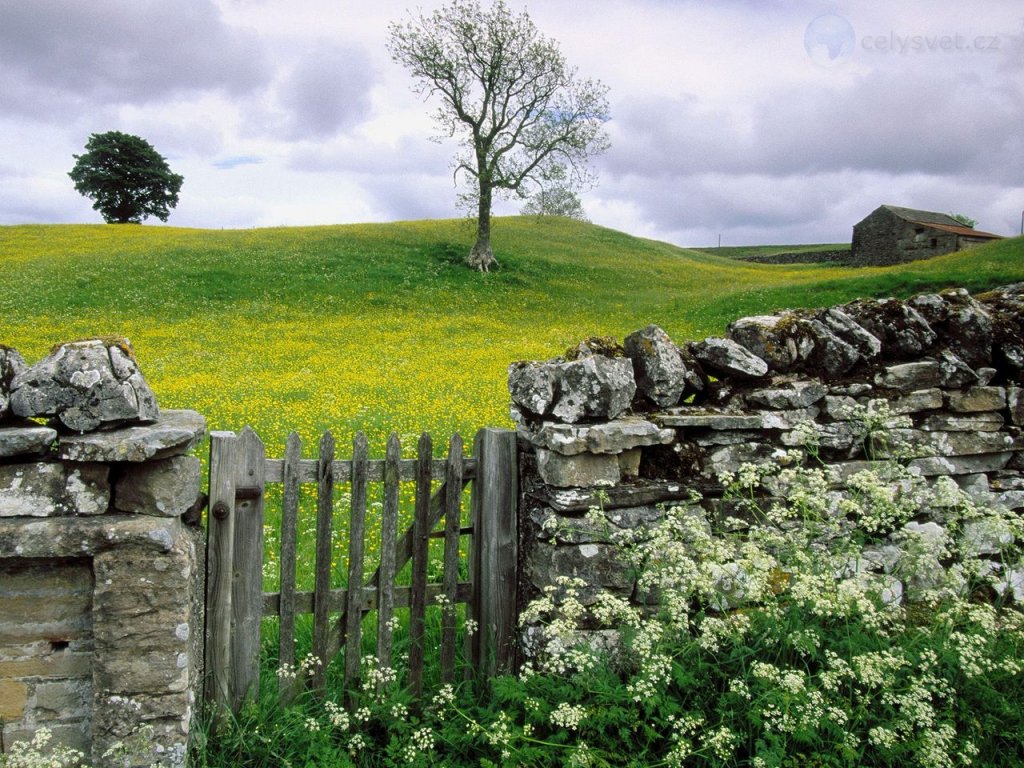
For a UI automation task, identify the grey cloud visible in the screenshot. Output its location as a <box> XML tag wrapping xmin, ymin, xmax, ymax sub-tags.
<box><xmin>273</xmin><ymin>43</ymin><xmax>375</xmax><ymax>139</ymax></box>
<box><xmin>362</xmin><ymin>174</ymin><xmax>459</xmax><ymax>222</ymax></box>
<box><xmin>0</xmin><ymin>177</ymin><xmax>91</xmax><ymax>225</ymax></box>
<box><xmin>602</xmin><ymin>172</ymin><xmax>840</xmax><ymax>237</ymax></box>
<box><xmin>602</xmin><ymin>95</ymin><xmax>745</xmax><ymax>177</ymax></box>
<box><xmin>595</xmin><ymin>167</ymin><xmax>1018</xmax><ymax>247</ymax></box>
<box><xmin>608</xmin><ymin>69</ymin><xmax>1023</xmax><ymax>183</ymax></box>
<box><xmin>0</xmin><ymin>164</ymin><xmax>32</xmax><ymax>181</ymax></box>
<box><xmin>754</xmin><ymin>71</ymin><xmax>1024</xmax><ymax>179</ymax></box>
<box><xmin>107</xmin><ymin>109</ymin><xmax>228</xmax><ymax>158</ymax></box>
<box><xmin>288</xmin><ymin>135</ymin><xmax>459</xmax><ymax>220</ymax></box>
<box><xmin>0</xmin><ymin>199</ymin><xmax>76</xmax><ymax>225</ymax></box>
<box><xmin>1002</xmin><ymin>37</ymin><xmax>1024</xmax><ymax>74</ymax></box>
<box><xmin>288</xmin><ymin>135</ymin><xmax>452</xmax><ymax>175</ymax></box>
<box><xmin>0</xmin><ymin>0</ymin><xmax>270</xmax><ymax>118</ymax></box>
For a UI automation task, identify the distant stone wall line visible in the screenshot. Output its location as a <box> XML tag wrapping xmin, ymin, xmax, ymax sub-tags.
<box><xmin>732</xmin><ymin>248</ymin><xmax>851</xmax><ymax>265</ymax></box>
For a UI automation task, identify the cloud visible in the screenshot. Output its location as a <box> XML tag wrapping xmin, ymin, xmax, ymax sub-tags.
<box><xmin>269</xmin><ymin>42</ymin><xmax>376</xmax><ymax>139</ymax></box>
<box><xmin>0</xmin><ymin>0</ymin><xmax>1021</xmax><ymax>244</ymax></box>
<box><xmin>287</xmin><ymin>133</ymin><xmax>452</xmax><ymax>175</ymax></box>
<box><xmin>601</xmin><ymin>172</ymin><xmax>840</xmax><ymax>238</ymax></box>
<box><xmin>608</xmin><ymin>67</ymin><xmax>1024</xmax><ymax>184</ymax></box>
<box><xmin>171</xmin><ymin>191</ymin><xmax>268</xmax><ymax>229</ymax></box>
<box><xmin>593</xmin><ymin>167</ymin><xmax>1021</xmax><ymax>247</ymax></box>
<box><xmin>0</xmin><ymin>0</ymin><xmax>270</xmax><ymax>119</ymax></box>
<box><xmin>753</xmin><ymin>71</ymin><xmax>1024</xmax><ymax>180</ymax></box>
<box><xmin>596</xmin><ymin>30</ymin><xmax>1024</xmax><ymax>247</ymax></box>
<box><xmin>0</xmin><ymin>168</ymin><xmax>94</xmax><ymax>225</ymax></box>
<box><xmin>286</xmin><ymin>133</ymin><xmax>460</xmax><ymax>221</ymax></box>
<box><xmin>362</xmin><ymin>173</ymin><xmax>461</xmax><ymax>222</ymax></box>
<box><xmin>111</xmin><ymin>98</ymin><xmax>231</xmax><ymax>158</ymax></box>
<box><xmin>602</xmin><ymin>94</ymin><xmax>747</xmax><ymax>178</ymax></box>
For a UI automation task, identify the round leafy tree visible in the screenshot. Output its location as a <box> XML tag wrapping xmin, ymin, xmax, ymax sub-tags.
<box><xmin>69</xmin><ymin>131</ymin><xmax>184</xmax><ymax>224</ymax></box>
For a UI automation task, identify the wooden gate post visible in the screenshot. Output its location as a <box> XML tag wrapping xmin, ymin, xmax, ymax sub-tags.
<box><xmin>468</xmin><ymin>428</ymin><xmax>519</xmax><ymax>678</ymax></box>
<box><xmin>231</xmin><ymin>427</ymin><xmax>266</xmax><ymax>709</ymax></box>
<box><xmin>204</xmin><ymin>431</ymin><xmax>238</xmax><ymax>718</ymax></box>
<box><xmin>204</xmin><ymin>428</ymin><xmax>265</xmax><ymax>718</ymax></box>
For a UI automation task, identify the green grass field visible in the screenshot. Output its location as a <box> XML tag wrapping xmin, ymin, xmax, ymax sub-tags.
<box><xmin>6</xmin><ymin>218</ymin><xmax>1024</xmax><ymax>766</ymax></box>
<box><xmin>3</xmin><ymin>217</ymin><xmax>1023</xmax><ymax>454</ymax></box>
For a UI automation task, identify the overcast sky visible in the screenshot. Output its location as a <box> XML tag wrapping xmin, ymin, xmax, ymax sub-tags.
<box><xmin>1</xmin><ymin>0</ymin><xmax>1022</xmax><ymax>246</ymax></box>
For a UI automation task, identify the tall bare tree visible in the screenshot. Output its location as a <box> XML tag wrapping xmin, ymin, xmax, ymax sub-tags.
<box><xmin>388</xmin><ymin>0</ymin><xmax>609</xmax><ymax>271</ymax></box>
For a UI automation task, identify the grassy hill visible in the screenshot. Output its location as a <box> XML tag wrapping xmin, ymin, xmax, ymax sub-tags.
<box><xmin>3</xmin><ymin>217</ymin><xmax>1024</xmax><ymax>452</ymax></box>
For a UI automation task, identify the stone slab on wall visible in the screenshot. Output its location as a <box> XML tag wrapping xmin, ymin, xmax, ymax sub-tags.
<box><xmin>0</xmin><ymin>462</ymin><xmax>110</xmax><ymax>518</ymax></box>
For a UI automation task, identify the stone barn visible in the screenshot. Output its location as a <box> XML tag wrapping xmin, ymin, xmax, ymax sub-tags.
<box><xmin>850</xmin><ymin>204</ymin><xmax>1002</xmax><ymax>266</ymax></box>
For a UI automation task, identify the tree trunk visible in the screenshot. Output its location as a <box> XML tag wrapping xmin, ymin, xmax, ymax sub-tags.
<box><xmin>467</xmin><ymin>182</ymin><xmax>496</xmax><ymax>272</ymax></box>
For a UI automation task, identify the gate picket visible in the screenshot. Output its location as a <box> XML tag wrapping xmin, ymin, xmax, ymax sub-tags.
<box><xmin>204</xmin><ymin>426</ymin><xmax>517</xmax><ymax>716</ymax></box>
<box><xmin>440</xmin><ymin>433</ymin><xmax>463</xmax><ymax>683</ymax></box>
<box><xmin>344</xmin><ymin>432</ymin><xmax>368</xmax><ymax>690</ymax></box>
<box><xmin>377</xmin><ymin>434</ymin><xmax>401</xmax><ymax>676</ymax></box>
<box><xmin>278</xmin><ymin>432</ymin><xmax>301</xmax><ymax>702</ymax></box>
<box><xmin>409</xmin><ymin>433</ymin><xmax>432</xmax><ymax>697</ymax></box>
<box><xmin>231</xmin><ymin>427</ymin><xmax>265</xmax><ymax>708</ymax></box>
<box><xmin>204</xmin><ymin>431</ymin><xmax>237</xmax><ymax>719</ymax></box>
<box><xmin>311</xmin><ymin>431</ymin><xmax>335</xmax><ymax>692</ymax></box>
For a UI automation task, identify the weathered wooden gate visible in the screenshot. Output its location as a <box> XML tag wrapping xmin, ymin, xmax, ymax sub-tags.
<box><xmin>203</xmin><ymin>426</ymin><xmax>517</xmax><ymax>715</ymax></box>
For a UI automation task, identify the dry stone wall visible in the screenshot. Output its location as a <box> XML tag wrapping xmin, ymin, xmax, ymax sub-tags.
<box><xmin>512</xmin><ymin>285</ymin><xmax>1024</xmax><ymax>628</ymax></box>
<box><xmin>729</xmin><ymin>248</ymin><xmax>851</xmax><ymax>265</ymax></box>
<box><xmin>0</xmin><ymin>339</ymin><xmax>206</xmax><ymax>768</ymax></box>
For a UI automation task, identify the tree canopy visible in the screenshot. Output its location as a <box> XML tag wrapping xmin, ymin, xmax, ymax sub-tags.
<box><xmin>69</xmin><ymin>131</ymin><xmax>184</xmax><ymax>224</ymax></box>
<box><xmin>949</xmin><ymin>212</ymin><xmax>978</xmax><ymax>229</ymax></box>
<box><xmin>388</xmin><ymin>0</ymin><xmax>609</xmax><ymax>271</ymax></box>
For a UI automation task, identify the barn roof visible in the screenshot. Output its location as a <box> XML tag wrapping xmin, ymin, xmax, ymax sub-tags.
<box><xmin>877</xmin><ymin>205</ymin><xmax>1002</xmax><ymax>239</ymax></box>
<box><xmin>881</xmin><ymin>205</ymin><xmax>962</xmax><ymax>227</ymax></box>
<box><xmin>920</xmin><ymin>221</ymin><xmax>1003</xmax><ymax>239</ymax></box>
